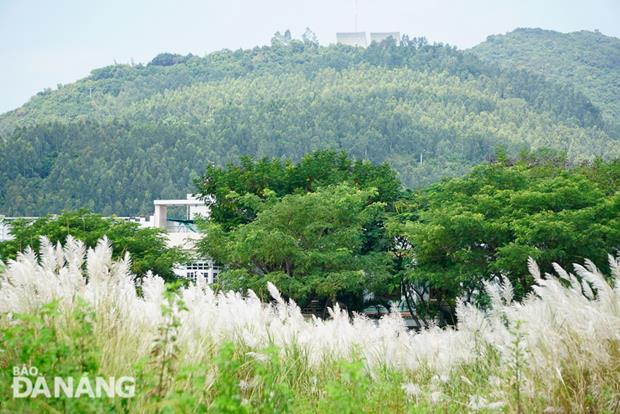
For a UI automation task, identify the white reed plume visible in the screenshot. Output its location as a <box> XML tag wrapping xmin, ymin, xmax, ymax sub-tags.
<box><xmin>1</xmin><ymin>237</ymin><xmax>618</xmax><ymax>396</ymax></box>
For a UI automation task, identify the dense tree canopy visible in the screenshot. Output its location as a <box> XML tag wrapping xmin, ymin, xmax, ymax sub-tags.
<box><xmin>196</xmin><ymin>151</ymin><xmax>620</xmax><ymax>321</ymax></box>
<box><xmin>2</xmin><ymin>150</ymin><xmax>619</xmax><ymax>324</ymax></box>
<box><xmin>387</xmin><ymin>156</ymin><xmax>620</xmax><ymax>322</ymax></box>
<box><xmin>0</xmin><ymin>210</ymin><xmax>185</xmax><ymax>279</ymax></box>
<box><xmin>472</xmin><ymin>28</ymin><xmax>620</xmax><ymax>136</ymax></box>
<box><xmin>0</xmin><ymin>32</ymin><xmax>616</xmax><ymax>215</ymax></box>
<box><xmin>195</xmin><ymin>150</ymin><xmax>401</xmax><ymax>230</ymax></box>
<box><xmin>199</xmin><ymin>184</ymin><xmax>393</xmax><ymax>310</ymax></box>
<box><xmin>195</xmin><ymin>151</ymin><xmax>401</xmax><ymax>309</ymax></box>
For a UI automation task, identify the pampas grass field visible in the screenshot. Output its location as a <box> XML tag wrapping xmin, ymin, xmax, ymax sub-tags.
<box><xmin>1</xmin><ymin>237</ymin><xmax>619</xmax><ymax>413</ymax></box>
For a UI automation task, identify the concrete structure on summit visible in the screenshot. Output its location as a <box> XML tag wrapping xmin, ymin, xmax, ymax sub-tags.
<box><xmin>337</xmin><ymin>32</ymin><xmax>401</xmax><ymax>47</ymax></box>
<box><xmin>370</xmin><ymin>32</ymin><xmax>400</xmax><ymax>45</ymax></box>
<box><xmin>336</xmin><ymin>32</ymin><xmax>367</xmax><ymax>47</ymax></box>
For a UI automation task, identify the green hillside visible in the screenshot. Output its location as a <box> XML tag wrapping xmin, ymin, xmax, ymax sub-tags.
<box><xmin>0</xmin><ymin>35</ymin><xmax>616</xmax><ymax>215</ymax></box>
<box><xmin>472</xmin><ymin>28</ymin><xmax>620</xmax><ymax>135</ymax></box>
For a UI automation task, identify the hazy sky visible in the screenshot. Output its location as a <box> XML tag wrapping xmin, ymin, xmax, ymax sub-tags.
<box><xmin>1</xmin><ymin>0</ymin><xmax>619</xmax><ymax>113</ymax></box>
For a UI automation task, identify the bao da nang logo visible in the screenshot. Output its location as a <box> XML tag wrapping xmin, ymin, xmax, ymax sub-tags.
<box><xmin>12</xmin><ymin>366</ymin><xmax>135</xmax><ymax>399</ymax></box>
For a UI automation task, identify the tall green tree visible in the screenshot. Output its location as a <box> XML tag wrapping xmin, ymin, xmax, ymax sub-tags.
<box><xmin>198</xmin><ymin>184</ymin><xmax>394</xmax><ymax>311</ymax></box>
<box><xmin>195</xmin><ymin>151</ymin><xmax>403</xmax><ymax>310</ymax></box>
<box><xmin>387</xmin><ymin>157</ymin><xmax>620</xmax><ymax>322</ymax></box>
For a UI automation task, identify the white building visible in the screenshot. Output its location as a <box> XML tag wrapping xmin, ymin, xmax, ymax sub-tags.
<box><xmin>173</xmin><ymin>260</ymin><xmax>219</xmax><ymax>284</ymax></box>
<box><xmin>147</xmin><ymin>194</ymin><xmax>220</xmax><ymax>282</ymax></box>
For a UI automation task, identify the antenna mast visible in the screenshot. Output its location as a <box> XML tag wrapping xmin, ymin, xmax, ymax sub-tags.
<box><xmin>354</xmin><ymin>0</ymin><xmax>358</xmax><ymax>32</ymax></box>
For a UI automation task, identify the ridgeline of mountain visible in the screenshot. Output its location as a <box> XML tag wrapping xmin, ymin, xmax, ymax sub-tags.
<box><xmin>471</xmin><ymin>28</ymin><xmax>620</xmax><ymax>136</ymax></box>
<box><xmin>0</xmin><ymin>34</ymin><xmax>617</xmax><ymax>215</ymax></box>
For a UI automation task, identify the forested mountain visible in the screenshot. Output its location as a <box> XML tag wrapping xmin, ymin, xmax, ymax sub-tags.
<box><xmin>472</xmin><ymin>28</ymin><xmax>620</xmax><ymax>136</ymax></box>
<box><xmin>0</xmin><ymin>34</ymin><xmax>617</xmax><ymax>215</ymax></box>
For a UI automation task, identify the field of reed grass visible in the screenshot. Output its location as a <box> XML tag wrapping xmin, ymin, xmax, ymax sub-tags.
<box><xmin>1</xmin><ymin>237</ymin><xmax>619</xmax><ymax>413</ymax></box>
